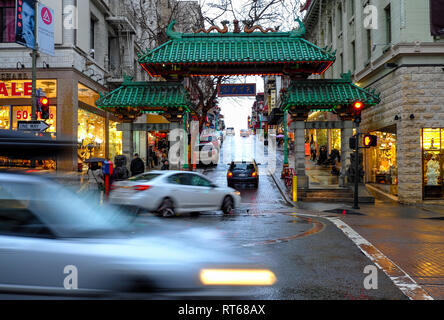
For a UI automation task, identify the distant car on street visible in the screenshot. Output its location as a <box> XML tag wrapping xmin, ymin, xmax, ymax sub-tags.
<box><xmin>227</xmin><ymin>160</ymin><xmax>259</xmax><ymax>188</ymax></box>
<box><xmin>110</xmin><ymin>171</ymin><xmax>241</xmax><ymax>216</ymax></box>
<box><xmin>0</xmin><ymin>172</ymin><xmax>274</xmax><ymax>299</ymax></box>
<box><xmin>226</xmin><ymin>127</ymin><xmax>235</xmax><ymax>136</ymax></box>
<box><xmin>240</xmin><ymin>129</ymin><xmax>250</xmax><ymax>137</ymax></box>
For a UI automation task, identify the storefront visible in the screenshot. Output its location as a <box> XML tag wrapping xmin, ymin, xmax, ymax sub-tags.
<box><xmin>365</xmin><ymin>126</ymin><xmax>398</xmax><ymax>196</ymax></box>
<box><xmin>0</xmin><ymin>79</ymin><xmax>58</xmax><ymax>169</ymax></box>
<box><xmin>422</xmin><ymin>128</ymin><xmax>444</xmax><ymax>199</ymax></box>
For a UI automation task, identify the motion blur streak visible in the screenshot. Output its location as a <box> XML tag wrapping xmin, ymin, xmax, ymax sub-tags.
<box><xmin>200</xmin><ymin>269</ymin><xmax>276</xmax><ymax>286</ymax></box>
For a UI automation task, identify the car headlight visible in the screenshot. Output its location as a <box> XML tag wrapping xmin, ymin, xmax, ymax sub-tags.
<box><xmin>234</xmin><ymin>191</ymin><xmax>241</xmax><ymax>196</ymax></box>
<box><xmin>200</xmin><ymin>269</ymin><xmax>276</xmax><ymax>286</ymax></box>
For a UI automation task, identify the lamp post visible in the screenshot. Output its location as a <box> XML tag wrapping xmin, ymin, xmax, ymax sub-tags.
<box><xmin>284</xmin><ymin>111</ymin><xmax>289</xmax><ymax>168</ymax></box>
<box><xmin>183</xmin><ymin>111</ymin><xmax>189</xmax><ymax>170</ymax></box>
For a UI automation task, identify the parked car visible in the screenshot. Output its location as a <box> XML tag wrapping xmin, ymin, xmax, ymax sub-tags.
<box><xmin>240</xmin><ymin>129</ymin><xmax>250</xmax><ymax>137</ymax></box>
<box><xmin>110</xmin><ymin>171</ymin><xmax>241</xmax><ymax>216</ymax></box>
<box><xmin>0</xmin><ymin>172</ymin><xmax>274</xmax><ymax>299</ymax></box>
<box><xmin>227</xmin><ymin>160</ymin><xmax>259</xmax><ymax>188</ymax></box>
<box><xmin>226</xmin><ymin>127</ymin><xmax>235</xmax><ymax>136</ymax></box>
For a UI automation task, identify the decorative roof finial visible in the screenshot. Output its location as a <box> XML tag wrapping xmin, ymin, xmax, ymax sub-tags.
<box><xmin>233</xmin><ymin>20</ymin><xmax>241</xmax><ymax>33</ymax></box>
<box><xmin>290</xmin><ymin>18</ymin><xmax>306</xmax><ymax>37</ymax></box>
<box><xmin>166</xmin><ymin>20</ymin><xmax>182</xmax><ymax>39</ymax></box>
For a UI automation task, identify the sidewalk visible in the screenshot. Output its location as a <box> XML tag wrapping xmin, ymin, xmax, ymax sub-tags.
<box><xmin>270</xmin><ymin>158</ymin><xmax>444</xmax><ymax>300</ymax></box>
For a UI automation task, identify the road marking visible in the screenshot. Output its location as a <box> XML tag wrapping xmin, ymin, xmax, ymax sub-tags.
<box><xmin>299</xmin><ymin>214</ymin><xmax>434</xmax><ymax>300</ymax></box>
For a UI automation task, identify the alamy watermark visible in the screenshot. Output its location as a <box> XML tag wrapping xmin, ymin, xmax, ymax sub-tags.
<box><xmin>63</xmin><ymin>265</ymin><xmax>78</xmax><ymax>290</ymax></box>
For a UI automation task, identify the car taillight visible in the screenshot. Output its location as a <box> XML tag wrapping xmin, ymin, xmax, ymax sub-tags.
<box><xmin>252</xmin><ymin>172</ymin><xmax>257</xmax><ymax>177</ymax></box>
<box><xmin>132</xmin><ymin>185</ymin><xmax>152</xmax><ymax>191</ymax></box>
<box><xmin>227</xmin><ymin>172</ymin><xmax>233</xmax><ymax>178</ymax></box>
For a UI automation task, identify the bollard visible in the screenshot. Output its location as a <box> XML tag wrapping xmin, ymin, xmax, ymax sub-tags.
<box><xmin>293</xmin><ymin>176</ymin><xmax>298</xmax><ymax>202</ymax></box>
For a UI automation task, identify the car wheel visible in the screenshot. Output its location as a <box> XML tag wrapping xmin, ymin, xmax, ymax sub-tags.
<box><xmin>158</xmin><ymin>198</ymin><xmax>175</xmax><ymax>218</ymax></box>
<box><xmin>222</xmin><ymin>196</ymin><xmax>234</xmax><ymax>214</ymax></box>
<box><xmin>190</xmin><ymin>211</ymin><xmax>200</xmax><ymax>217</ymax></box>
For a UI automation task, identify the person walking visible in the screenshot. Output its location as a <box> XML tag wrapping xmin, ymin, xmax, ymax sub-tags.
<box><xmin>130</xmin><ymin>153</ymin><xmax>145</xmax><ymax>177</ymax></box>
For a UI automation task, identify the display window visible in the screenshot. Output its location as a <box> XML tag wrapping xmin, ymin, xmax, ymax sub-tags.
<box><xmin>77</xmin><ymin>109</ymin><xmax>105</xmax><ymax>164</ymax></box>
<box><xmin>11</xmin><ymin>106</ymin><xmax>57</xmax><ymax>132</ymax></box>
<box><xmin>422</xmin><ymin>128</ymin><xmax>444</xmax><ymax>199</ymax></box>
<box><xmin>366</xmin><ymin>130</ymin><xmax>398</xmax><ymax>195</ymax></box>
<box><xmin>109</xmin><ymin>121</ymin><xmax>123</xmax><ymax>162</ymax></box>
<box><xmin>0</xmin><ymin>106</ymin><xmax>10</xmax><ymax>129</ymax></box>
<box><xmin>78</xmin><ymin>83</ymin><xmax>100</xmax><ymax>107</ymax></box>
<box><xmin>329</xmin><ymin>129</ymin><xmax>341</xmax><ymax>153</ymax></box>
<box><xmin>0</xmin><ymin>80</ymin><xmax>57</xmax><ymax>99</ymax></box>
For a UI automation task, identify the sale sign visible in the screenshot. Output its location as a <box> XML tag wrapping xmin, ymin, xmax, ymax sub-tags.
<box><xmin>0</xmin><ymin>81</ymin><xmax>33</xmax><ymax>97</ymax></box>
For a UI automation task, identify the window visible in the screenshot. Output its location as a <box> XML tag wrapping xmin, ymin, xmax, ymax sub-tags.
<box><xmin>90</xmin><ymin>16</ymin><xmax>96</xmax><ymax>58</ymax></box>
<box><xmin>385</xmin><ymin>4</ymin><xmax>392</xmax><ymax>44</ymax></box>
<box><xmin>190</xmin><ymin>174</ymin><xmax>213</xmax><ymax>187</ymax></box>
<box><xmin>167</xmin><ymin>174</ymin><xmax>191</xmax><ymax>185</ymax></box>
<box><xmin>351</xmin><ymin>41</ymin><xmax>356</xmax><ymax>71</ymax></box>
<box><xmin>366</xmin><ymin>29</ymin><xmax>372</xmax><ymax>60</ymax></box>
<box><xmin>129</xmin><ymin>174</ymin><xmax>161</xmax><ymax>182</ymax></box>
<box><xmin>0</xmin><ymin>0</ymin><xmax>15</xmax><ymax>43</ymax></box>
<box><xmin>349</xmin><ymin>0</ymin><xmax>355</xmax><ymax>18</ymax></box>
<box><xmin>339</xmin><ymin>53</ymin><xmax>343</xmax><ymax>74</ymax></box>
<box><xmin>328</xmin><ymin>18</ymin><xmax>333</xmax><ymax>43</ymax></box>
<box><xmin>337</xmin><ymin>4</ymin><xmax>343</xmax><ymax>33</ymax></box>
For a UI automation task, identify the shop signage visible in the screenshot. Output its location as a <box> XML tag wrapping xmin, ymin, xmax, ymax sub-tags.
<box><xmin>218</xmin><ymin>84</ymin><xmax>256</xmax><ymax>97</ymax></box>
<box><xmin>0</xmin><ymin>73</ymin><xmax>31</xmax><ymax>81</ymax></box>
<box><xmin>300</xmin><ymin>121</ymin><xmax>354</xmax><ymax>130</ymax></box>
<box><xmin>18</xmin><ymin>120</ymin><xmax>49</xmax><ymax>132</ymax></box>
<box><xmin>116</xmin><ymin>123</ymin><xmax>173</xmax><ymax>132</ymax></box>
<box><xmin>0</xmin><ymin>81</ymin><xmax>33</xmax><ymax>97</ymax></box>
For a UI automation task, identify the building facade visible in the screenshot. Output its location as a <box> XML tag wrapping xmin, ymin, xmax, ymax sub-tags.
<box><xmin>303</xmin><ymin>0</ymin><xmax>444</xmax><ymax>203</ymax></box>
<box><xmin>0</xmin><ymin>0</ymin><xmax>151</xmax><ymax>172</ymax></box>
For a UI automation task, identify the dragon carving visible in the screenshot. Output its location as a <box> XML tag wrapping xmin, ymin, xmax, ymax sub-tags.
<box><xmin>195</xmin><ymin>20</ymin><xmax>229</xmax><ymax>34</ymax></box>
<box><xmin>244</xmin><ymin>24</ymin><xmax>280</xmax><ymax>33</ymax></box>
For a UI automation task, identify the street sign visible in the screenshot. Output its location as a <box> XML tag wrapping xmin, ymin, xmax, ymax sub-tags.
<box><xmin>218</xmin><ymin>84</ymin><xmax>256</xmax><ymax>97</ymax></box>
<box><xmin>37</xmin><ymin>3</ymin><xmax>55</xmax><ymax>56</ymax></box>
<box><xmin>18</xmin><ymin>121</ymin><xmax>50</xmax><ymax>132</ymax></box>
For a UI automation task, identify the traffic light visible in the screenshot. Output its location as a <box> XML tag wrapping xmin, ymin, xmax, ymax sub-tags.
<box><xmin>40</xmin><ymin>97</ymin><xmax>50</xmax><ymax>119</ymax></box>
<box><xmin>352</xmin><ymin>101</ymin><xmax>364</xmax><ymax>124</ymax></box>
<box><xmin>363</xmin><ymin>134</ymin><xmax>377</xmax><ymax>148</ymax></box>
<box><xmin>349</xmin><ymin>136</ymin><xmax>357</xmax><ymax>150</ymax></box>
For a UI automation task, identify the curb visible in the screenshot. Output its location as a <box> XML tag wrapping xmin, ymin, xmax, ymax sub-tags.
<box><xmin>268</xmin><ymin>169</ymin><xmax>434</xmax><ymax>300</ymax></box>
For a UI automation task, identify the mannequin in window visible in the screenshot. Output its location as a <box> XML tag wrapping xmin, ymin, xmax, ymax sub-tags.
<box><xmin>426</xmin><ymin>155</ymin><xmax>440</xmax><ymax>186</ymax></box>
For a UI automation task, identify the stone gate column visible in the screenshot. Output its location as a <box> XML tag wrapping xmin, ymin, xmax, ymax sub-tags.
<box><xmin>121</xmin><ymin>123</ymin><xmax>134</xmax><ymax>170</ymax></box>
<box><xmin>339</xmin><ymin>121</ymin><xmax>354</xmax><ymax>187</ymax></box>
<box><xmin>294</xmin><ymin>121</ymin><xmax>309</xmax><ymax>188</ymax></box>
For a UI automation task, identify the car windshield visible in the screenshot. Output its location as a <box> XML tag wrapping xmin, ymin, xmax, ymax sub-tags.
<box><xmin>231</xmin><ymin>163</ymin><xmax>255</xmax><ymax>171</ymax></box>
<box><xmin>0</xmin><ymin>177</ymin><xmax>134</xmax><ymax>238</ymax></box>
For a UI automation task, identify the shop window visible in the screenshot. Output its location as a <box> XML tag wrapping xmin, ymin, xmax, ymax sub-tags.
<box><xmin>0</xmin><ymin>80</ymin><xmax>57</xmax><ymax>99</ymax></box>
<box><xmin>77</xmin><ymin>109</ymin><xmax>105</xmax><ymax>165</ymax></box>
<box><xmin>422</xmin><ymin>128</ymin><xmax>443</xmax><ymax>199</ymax></box>
<box><xmin>12</xmin><ymin>106</ymin><xmax>57</xmax><ymax>133</ymax></box>
<box><xmin>0</xmin><ymin>0</ymin><xmax>15</xmax><ymax>43</ymax></box>
<box><xmin>0</xmin><ymin>106</ymin><xmax>9</xmax><ymax>129</ymax></box>
<box><xmin>109</xmin><ymin>120</ymin><xmax>122</xmax><ymax>162</ymax></box>
<box><xmin>78</xmin><ymin>83</ymin><xmax>100</xmax><ymax>107</ymax></box>
<box><xmin>367</xmin><ymin>130</ymin><xmax>398</xmax><ymax>195</ymax></box>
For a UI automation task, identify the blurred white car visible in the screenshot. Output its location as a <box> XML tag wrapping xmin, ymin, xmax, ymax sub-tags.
<box><xmin>226</xmin><ymin>128</ymin><xmax>235</xmax><ymax>136</ymax></box>
<box><xmin>110</xmin><ymin>171</ymin><xmax>241</xmax><ymax>216</ymax></box>
<box><xmin>240</xmin><ymin>129</ymin><xmax>250</xmax><ymax>137</ymax></box>
<box><xmin>0</xmin><ymin>173</ymin><xmax>275</xmax><ymax>299</ymax></box>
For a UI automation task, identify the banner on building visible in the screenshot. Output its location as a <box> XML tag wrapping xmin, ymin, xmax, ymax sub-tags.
<box><xmin>218</xmin><ymin>84</ymin><xmax>256</xmax><ymax>97</ymax></box>
<box><xmin>430</xmin><ymin>0</ymin><xmax>444</xmax><ymax>36</ymax></box>
<box><xmin>15</xmin><ymin>0</ymin><xmax>36</xmax><ymax>49</ymax></box>
<box><xmin>37</xmin><ymin>3</ymin><xmax>55</xmax><ymax>56</ymax></box>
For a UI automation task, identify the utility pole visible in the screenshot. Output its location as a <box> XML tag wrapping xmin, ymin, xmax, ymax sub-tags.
<box><xmin>353</xmin><ymin>122</ymin><xmax>360</xmax><ymax>209</ymax></box>
<box><xmin>31</xmin><ymin>0</ymin><xmax>39</xmax><ymax>121</ymax></box>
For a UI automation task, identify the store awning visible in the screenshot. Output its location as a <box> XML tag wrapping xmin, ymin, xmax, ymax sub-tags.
<box><xmin>95</xmin><ymin>79</ymin><xmax>193</xmax><ymax>121</ymax></box>
<box><xmin>138</xmin><ymin>20</ymin><xmax>336</xmax><ymax>77</ymax></box>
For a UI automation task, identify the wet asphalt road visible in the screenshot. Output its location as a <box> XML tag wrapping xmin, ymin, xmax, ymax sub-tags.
<box><xmin>144</xmin><ymin>135</ymin><xmax>407</xmax><ymax>299</ymax></box>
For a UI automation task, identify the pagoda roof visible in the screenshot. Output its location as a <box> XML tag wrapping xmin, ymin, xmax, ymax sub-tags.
<box><xmin>95</xmin><ymin>79</ymin><xmax>193</xmax><ymax>121</ymax></box>
<box><xmin>280</xmin><ymin>77</ymin><xmax>381</xmax><ymax>110</ymax></box>
<box><xmin>138</xmin><ymin>20</ymin><xmax>336</xmax><ymax>77</ymax></box>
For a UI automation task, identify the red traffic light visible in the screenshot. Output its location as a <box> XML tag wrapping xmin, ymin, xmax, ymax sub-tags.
<box><xmin>353</xmin><ymin>101</ymin><xmax>363</xmax><ymax>111</ymax></box>
<box><xmin>363</xmin><ymin>134</ymin><xmax>377</xmax><ymax>148</ymax></box>
<box><xmin>40</xmin><ymin>97</ymin><xmax>49</xmax><ymax>107</ymax></box>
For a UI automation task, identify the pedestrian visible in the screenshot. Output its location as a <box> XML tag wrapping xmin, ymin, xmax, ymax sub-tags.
<box><xmin>130</xmin><ymin>153</ymin><xmax>145</xmax><ymax>177</ymax></box>
<box><xmin>161</xmin><ymin>159</ymin><xmax>169</xmax><ymax>170</ymax></box>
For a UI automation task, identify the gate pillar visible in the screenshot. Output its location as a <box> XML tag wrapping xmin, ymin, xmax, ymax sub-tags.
<box><xmin>294</xmin><ymin>121</ymin><xmax>309</xmax><ymax>189</ymax></box>
<box><xmin>339</xmin><ymin>121</ymin><xmax>354</xmax><ymax>187</ymax></box>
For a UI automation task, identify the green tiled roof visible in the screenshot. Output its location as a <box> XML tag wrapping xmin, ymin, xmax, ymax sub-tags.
<box><xmin>138</xmin><ymin>20</ymin><xmax>336</xmax><ymax>76</ymax></box>
<box><xmin>96</xmin><ymin>80</ymin><xmax>192</xmax><ymax>109</ymax></box>
<box><xmin>280</xmin><ymin>78</ymin><xmax>381</xmax><ymax>110</ymax></box>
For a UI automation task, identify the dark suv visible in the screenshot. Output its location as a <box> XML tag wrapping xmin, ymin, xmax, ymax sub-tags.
<box><xmin>227</xmin><ymin>160</ymin><xmax>259</xmax><ymax>188</ymax></box>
